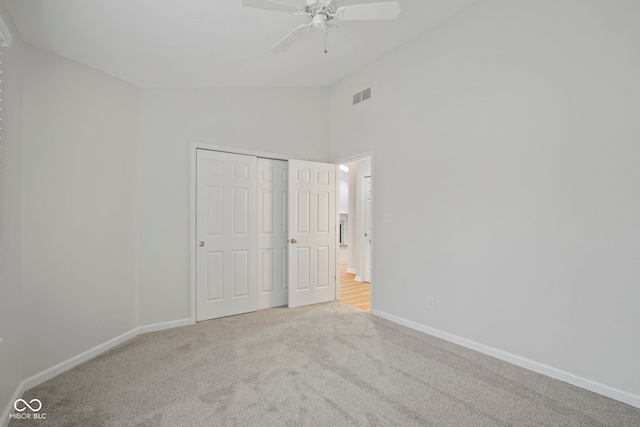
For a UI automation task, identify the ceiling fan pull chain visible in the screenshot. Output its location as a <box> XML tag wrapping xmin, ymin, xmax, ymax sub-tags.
<box><xmin>324</xmin><ymin>27</ymin><xmax>328</xmax><ymax>54</ymax></box>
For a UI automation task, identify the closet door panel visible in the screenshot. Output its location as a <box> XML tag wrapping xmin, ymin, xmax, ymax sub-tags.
<box><xmin>196</xmin><ymin>150</ymin><xmax>257</xmax><ymax>321</ymax></box>
<box><xmin>257</xmin><ymin>158</ymin><xmax>289</xmax><ymax>309</ymax></box>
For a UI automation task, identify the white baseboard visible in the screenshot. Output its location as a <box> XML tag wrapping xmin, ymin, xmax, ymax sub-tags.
<box><xmin>21</xmin><ymin>329</ymin><xmax>139</xmax><ymax>393</ymax></box>
<box><xmin>346</xmin><ymin>268</ymin><xmax>357</xmax><ymax>274</ymax></box>
<box><xmin>354</xmin><ymin>275</ymin><xmax>362</xmax><ymax>282</ymax></box>
<box><xmin>1</xmin><ymin>318</ymin><xmax>192</xmax><ymax>427</ymax></box>
<box><xmin>138</xmin><ymin>318</ymin><xmax>191</xmax><ymax>334</ymax></box>
<box><xmin>1</xmin><ymin>381</ymin><xmax>25</xmax><ymax>427</ymax></box>
<box><xmin>371</xmin><ymin>309</ymin><xmax>640</xmax><ymax>409</ymax></box>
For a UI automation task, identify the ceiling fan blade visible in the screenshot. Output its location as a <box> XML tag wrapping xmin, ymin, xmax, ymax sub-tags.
<box><xmin>336</xmin><ymin>1</ymin><xmax>401</xmax><ymax>21</ymax></box>
<box><xmin>272</xmin><ymin>24</ymin><xmax>310</xmax><ymax>53</ymax></box>
<box><xmin>241</xmin><ymin>0</ymin><xmax>301</xmax><ymax>14</ymax></box>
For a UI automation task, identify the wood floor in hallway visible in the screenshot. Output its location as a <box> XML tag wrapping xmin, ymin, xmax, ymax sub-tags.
<box><xmin>338</xmin><ymin>246</ymin><xmax>370</xmax><ymax>312</ymax></box>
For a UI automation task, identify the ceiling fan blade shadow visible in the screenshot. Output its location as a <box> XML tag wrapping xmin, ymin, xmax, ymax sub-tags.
<box><xmin>272</xmin><ymin>24</ymin><xmax>310</xmax><ymax>53</ymax></box>
<box><xmin>242</xmin><ymin>0</ymin><xmax>301</xmax><ymax>14</ymax></box>
<box><xmin>336</xmin><ymin>1</ymin><xmax>401</xmax><ymax>21</ymax></box>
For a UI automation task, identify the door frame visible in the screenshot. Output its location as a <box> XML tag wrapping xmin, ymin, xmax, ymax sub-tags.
<box><xmin>362</xmin><ymin>175</ymin><xmax>372</xmax><ymax>283</ymax></box>
<box><xmin>333</xmin><ymin>152</ymin><xmax>375</xmax><ymax>310</ymax></box>
<box><xmin>189</xmin><ymin>141</ymin><xmax>307</xmax><ymax>324</ymax></box>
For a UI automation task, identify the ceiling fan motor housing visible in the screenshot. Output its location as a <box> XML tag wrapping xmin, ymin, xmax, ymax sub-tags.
<box><xmin>305</xmin><ymin>0</ymin><xmax>336</xmax><ymax>26</ymax></box>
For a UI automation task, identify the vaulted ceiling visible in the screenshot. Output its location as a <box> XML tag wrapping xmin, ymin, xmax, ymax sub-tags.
<box><xmin>4</xmin><ymin>0</ymin><xmax>479</xmax><ymax>87</ymax></box>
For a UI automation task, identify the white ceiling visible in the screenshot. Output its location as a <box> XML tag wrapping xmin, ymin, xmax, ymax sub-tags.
<box><xmin>4</xmin><ymin>0</ymin><xmax>479</xmax><ymax>88</ymax></box>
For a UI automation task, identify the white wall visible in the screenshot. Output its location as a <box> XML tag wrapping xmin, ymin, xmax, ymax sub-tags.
<box><xmin>20</xmin><ymin>45</ymin><xmax>140</xmax><ymax>378</ymax></box>
<box><xmin>0</xmin><ymin>2</ymin><xmax>23</xmax><ymax>416</ymax></box>
<box><xmin>138</xmin><ymin>88</ymin><xmax>330</xmax><ymax>325</ymax></box>
<box><xmin>330</xmin><ymin>0</ymin><xmax>640</xmax><ymax>398</ymax></box>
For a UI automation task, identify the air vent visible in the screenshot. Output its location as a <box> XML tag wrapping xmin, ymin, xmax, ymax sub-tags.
<box><xmin>352</xmin><ymin>87</ymin><xmax>372</xmax><ymax>106</ymax></box>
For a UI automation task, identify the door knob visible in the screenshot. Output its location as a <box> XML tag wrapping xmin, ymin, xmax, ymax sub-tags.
<box><xmin>290</xmin><ymin>238</ymin><xmax>297</xmax><ymax>244</ymax></box>
<box><xmin>199</xmin><ymin>241</ymin><xmax>205</xmax><ymax>247</ymax></box>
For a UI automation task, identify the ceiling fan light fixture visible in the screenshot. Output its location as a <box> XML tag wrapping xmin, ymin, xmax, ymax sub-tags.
<box><xmin>312</xmin><ymin>14</ymin><xmax>327</xmax><ymax>29</ymax></box>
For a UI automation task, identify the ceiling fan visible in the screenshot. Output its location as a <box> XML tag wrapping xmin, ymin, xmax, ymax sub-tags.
<box><xmin>242</xmin><ymin>0</ymin><xmax>401</xmax><ymax>53</ymax></box>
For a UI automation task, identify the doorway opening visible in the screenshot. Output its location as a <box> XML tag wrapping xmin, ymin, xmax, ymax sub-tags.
<box><xmin>337</xmin><ymin>157</ymin><xmax>372</xmax><ymax>312</ymax></box>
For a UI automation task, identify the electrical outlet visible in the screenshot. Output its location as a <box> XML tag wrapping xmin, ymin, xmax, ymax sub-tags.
<box><xmin>426</xmin><ymin>296</ymin><xmax>435</xmax><ymax>310</ymax></box>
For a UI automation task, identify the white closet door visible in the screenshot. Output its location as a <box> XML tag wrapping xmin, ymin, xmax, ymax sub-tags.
<box><xmin>257</xmin><ymin>159</ymin><xmax>289</xmax><ymax>309</ymax></box>
<box><xmin>196</xmin><ymin>149</ymin><xmax>257</xmax><ymax>321</ymax></box>
<box><xmin>288</xmin><ymin>160</ymin><xmax>336</xmax><ymax>308</ymax></box>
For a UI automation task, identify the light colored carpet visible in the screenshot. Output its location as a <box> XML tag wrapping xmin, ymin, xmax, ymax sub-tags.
<box><xmin>11</xmin><ymin>302</ymin><xmax>640</xmax><ymax>426</ymax></box>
